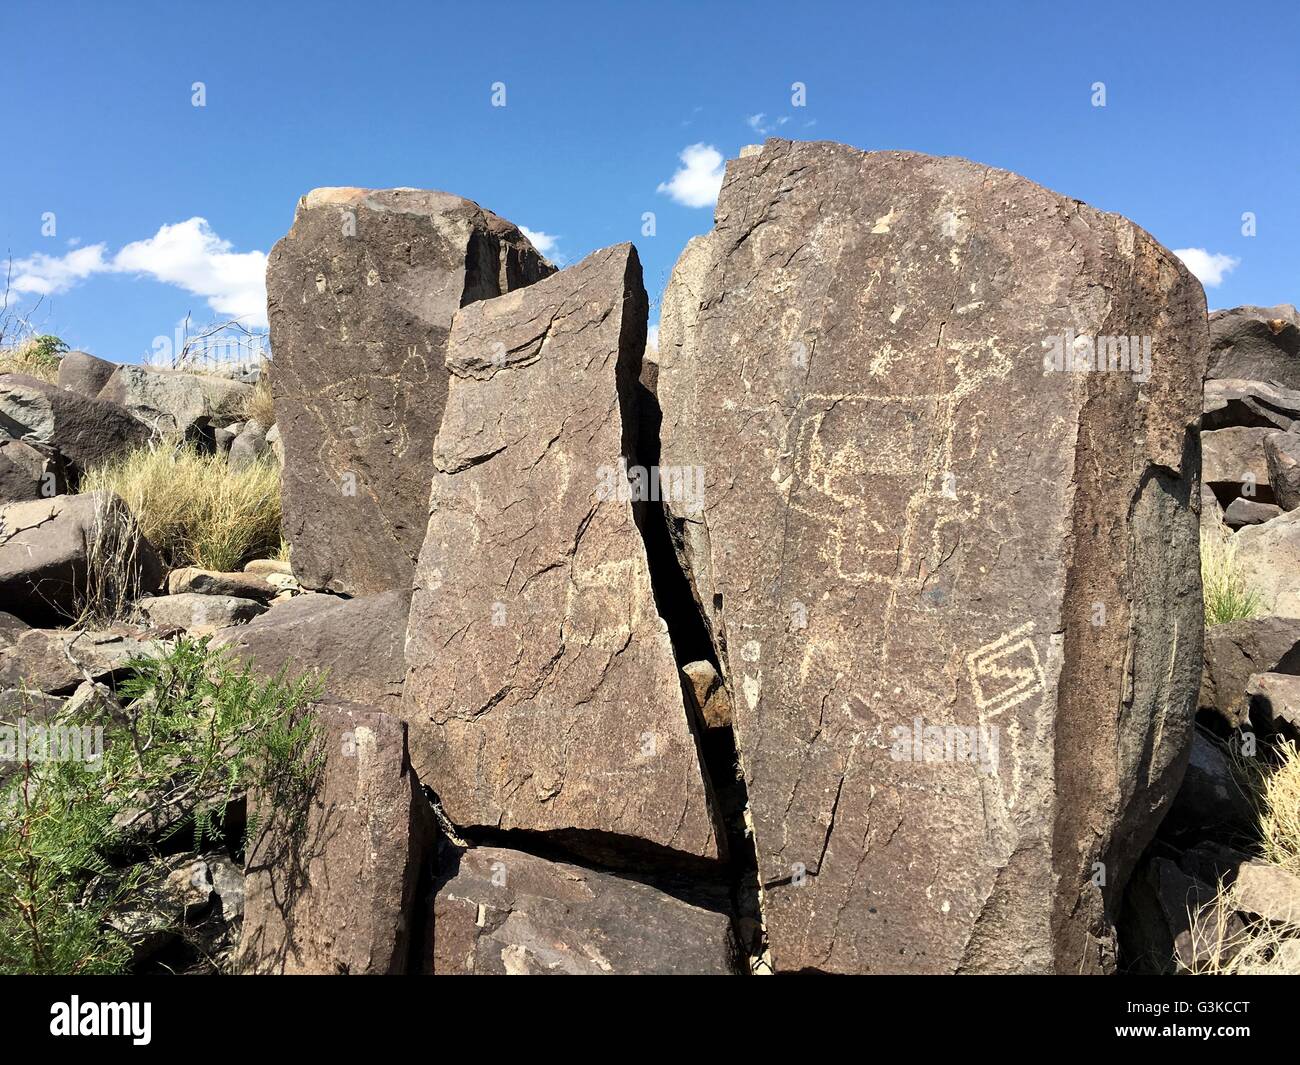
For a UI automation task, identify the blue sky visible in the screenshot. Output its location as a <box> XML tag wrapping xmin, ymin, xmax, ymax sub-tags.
<box><xmin>2</xmin><ymin>0</ymin><xmax>1296</xmax><ymax>362</ymax></box>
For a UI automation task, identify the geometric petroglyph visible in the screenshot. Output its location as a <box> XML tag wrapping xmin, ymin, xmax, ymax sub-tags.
<box><xmin>966</xmin><ymin>621</ymin><xmax>1046</xmax><ymax>719</ymax></box>
<box><xmin>965</xmin><ymin>621</ymin><xmax>1047</xmax><ymax>810</ymax></box>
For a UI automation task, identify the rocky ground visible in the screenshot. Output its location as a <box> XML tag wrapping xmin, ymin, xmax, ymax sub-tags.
<box><xmin>2</xmin><ymin>139</ymin><xmax>1299</xmax><ymax>975</ymax></box>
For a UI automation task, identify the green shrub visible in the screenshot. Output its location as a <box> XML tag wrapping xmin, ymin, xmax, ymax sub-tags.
<box><xmin>0</xmin><ymin>638</ymin><xmax>323</xmax><ymax>974</ymax></box>
<box><xmin>0</xmin><ymin>334</ymin><xmax>67</xmax><ymax>382</ymax></box>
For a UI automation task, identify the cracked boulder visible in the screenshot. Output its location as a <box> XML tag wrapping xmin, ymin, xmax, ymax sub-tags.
<box><xmin>215</xmin><ymin>590</ymin><xmax>409</xmax><ymax>711</ymax></box>
<box><xmin>1207</xmin><ymin>305</ymin><xmax>1300</xmax><ymax>389</ymax></box>
<box><xmin>236</xmin><ymin>701</ymin><xmax>432</xmax><ymax>974</ymax></box>
<box><xmin>658</xmin><ymin>139</ymin><xmax>1207</xmax><ymax>973</ymax></box>
<box><xmin>267</xmin><ymin>188</ymin><xmax>554</xmax><ymax>596</ymax></box>
<box><xmin>98</xmin><ymin>364</ymin><xmax>251</xmax><ymax>441</ymax></box>
<box><xmin>428</xmin><ymin>844</ymin><xmax>741</xmax><ymax>974</ymax></box>
<box><xmin>402</xmin><ymin>243</ymin><xmax>723</xmax><ymax>865</ymax></box>
<box><xmin>0</xmin><ymin>492</ymin><xmax>163</xmax><ymax>625</ymax></box>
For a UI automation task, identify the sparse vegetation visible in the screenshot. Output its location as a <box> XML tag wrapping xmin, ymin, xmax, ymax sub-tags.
<box><xmin>82</xmin><ymin>443</ymin><xmax>282</xmax><ymax>574</ymax></box>
<box><xmin>243</xmin><ymin>367</ymin><xmax>276</xmax><ymax>427</ymax></box>
<box><xmin>0</xmin><ymin>333</ymin><xmax>67</xmax><ymax>383</ymax></box>
<box><xmin>1201</xmin><ymin>530</ymin><xmax>1263</xmax><ymax>626</ymax></box>
<box><xmin>0</xmin><ymin>638</ymin><xmax>323</xmax><ymax>974</ymax></box>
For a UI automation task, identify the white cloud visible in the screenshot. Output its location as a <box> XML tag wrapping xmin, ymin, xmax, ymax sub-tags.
<box><xmin>657</xmin><ymin>143</ymin><xmax>726</xmax><ymax>209</ymax></box>
<box><xmin>10</xmin><ymin>243</ymin><xmax>110</xmax><ymax>296</ymax></box>
<box><xmin>746</xmin><ymin>113</ymin><xmax>789</xmax><ymax>136</ymax></box>
<box><xmin>1173</xmin><ymin>248</ymin><xmax>1239</xmax><ymax>289</ymax></box>
<box><xmin>6</xmin><ymin>218</ymin><xmax>269</xmax><ymax>326</ymax></box>
<box><xmin>520</xmin><ymin>226</ymin><xmax>562</xmax><ymax>263</ymax></box>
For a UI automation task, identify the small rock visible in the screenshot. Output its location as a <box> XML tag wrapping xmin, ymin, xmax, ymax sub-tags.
<box><xmin>682</xmin><ymin>660</ymin><xmax>731</xmax><ymax>729</ymax></box>
<box><xmin>167</xmin><ymin>566</ymin><xmax>276</xmax><ymax>602</ymax></box>
<box><xmin>1202</xmin><ymin>426</ymin><xmax>1275</xmax><ymax>504</ymax></box>
<box><xmin>0</xmin><ymin>439</ymin><xmax>66</xmax><ymax>503</ymax></box>
<box><xmin>243</xmin><ymin>558</ymin><xmax>293</xmax><ymax>577</ymax></box>
<box><xmin>1223</xmin><ymin>497</ymin><xmax>1282</xmax><ymax>529</ymax></box>
<box><xmin>138</xmin><ymin>592</ymin><xmax>267</xmax><ymax>632</ymax></box>
<box><xmin>1264</xmin><ymin>431</ymin><xmax>1300</xmax><ymax>511</ymax></box>
<box><xmin>1246</xmin><ymin>672</ymin><xmax>1300</xmax><ymax>736</ymax></box>
<box><xmin>227</xmin><ymin>421</ymin><xmax>269</xmax><ymax>472</ymax></box>
<box><xmin>1234</xmin><ymin>862</ymin><xmax>1300</xmax><ymax>925</ymax></box>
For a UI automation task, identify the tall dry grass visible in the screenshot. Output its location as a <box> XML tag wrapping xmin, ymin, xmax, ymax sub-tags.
<box><xmin>82</xmin><ymin>444</ymin><xmax>281</xmax><ymax>573</ymax></box>
<box><xmin>0</xmin><ymin>337</ymin><xmax>62</xmax><ymax>383</ymax></box>
<box><xmin>1201</xmin><ymin>530</ymin><xmax>1263</xmax><ymax>626</ymax></box>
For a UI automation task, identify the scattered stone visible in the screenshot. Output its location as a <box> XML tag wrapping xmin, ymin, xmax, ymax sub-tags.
<box><xmin>102</xmin><ymin>853</ymin><xmax>214</xmax><ymax>963</ymax></box>
<box><xmin>265</xmin><ymin>423</ymin><xmax>282</xmax><ymax>464</ymax></box>
<box><xmin>1202</xmin><ymin>379</ymin><xmax>1299</xmax><ymax>432</ymax></box>
<box><xmin>402</xmin><ymin>243</ymin><xmax>723</xmax><ymax>864</ymax></box>
<box><xmin>98</xmin><ymin>364</ymin><xmax>252</xmax><ymax>440</ymax></box>
<box><xmin>1200</xmin><ymin>616</ymin><xmax>1300</xmax><ymax>725</ymax></box>
<box><xmin>1234</xmin><ymin>508</ymin><xmax>1300</xmax><ymax>616</ymax></box>
<box><xmin>1246</xmin><ymin>672</ymin><xmax>1300</xmax><ymax>735</ymax></box>
<box><xmin>237</xmin><ymin>701</ymin><xmax>432</xmax><ymax>974</ymax></box>
<box><xmin>0</xmin><ymin>439</ymin><xmax>65</xmax><ymax>503</ymax></box>
<box><xmin>1223</xmin><ymin>497</ymin><xmax>1282</xmax><ymax>528</ymax></box>
<box><xmin>1263</xmin><ymin>431</ymin><xmax>1300</xmax><ymax>511</ymax></box>
<box><xmin>0</xmin><ymin>373</ymin><xmax>151</xmax><ymax>473</ymax></box>
<box><xmin>657</xmin><ymin>139</ymin><xmax>1207</xmax><ymax>972</ymax></box>
<box><xmin>682</xmin><ymin>660</ymin><xmax>730</xmax><ymax>729</ymax></box>
<box><xmin>213</xmin><ymin>425</ymin><xmax>236</xmax><ymax>456</ymax></box>
<box><xmin>227</xmin><ymin>420</ymin><xmax>269</xmax><ymax>472</ymax></box>
<box><xmin>214</xmin><ymin>590</ymin><xmax>407</xmax><ymax>709</ymax></box>
<box><xmin>243</xmin><ymin>558</ymin><xmax>293</xmax><ymax>577</ymax></box>
<box><xmin>1121</xmin><ymin>856</ymin><xmax>1245</xmax><ymax>974</ymax></box>
<box><xmin>1164</xmin><ymin>731</ymin><xmax>1256</xmax><ymax>839</ymax></box>
<box><xmin>56</xmin><ymin>350</ymin><xmax>118</xmax><ymax>399</ymax></box>
<box><xmin>138</xmin><ymin>592</ymin><xmax>266</xmax><ymax>632</ymax></box>
<box><xmin>1207</xmin><ymin>305</ymin><xmax>1300</xmax><ymax>389</ymax></box>
<box><xmin>167</xmin><ymin>566</ymin><xmax>277</xmax><ymax>602</ymax></box>
<box><xmin>1233</xmin><ymin>862</ymin><xmax>1300</xmax><ymax>925</ymax></box>
<box><xmin>429</xmin><ymin>844</ymin><xmax>742</xmax><ymax>975</ymax></box>
<box><xmin>0</xmin><ymin>492</ymin><xmax>163</xmax><ymax>625</ymax></box>
<box><xmin>0</xmin><ymin>613</ymin><xmax>159</xmax><ymax>693</ymax></box>
<box><xmin>267</xmin><ymin>186</ymin><xmax>554</xmax><ymax>595</ymax></box>
<box><xmin>1202</xmin><ymin>426</ymin><xmax>1274</xmax><ymax>503</ymax></box>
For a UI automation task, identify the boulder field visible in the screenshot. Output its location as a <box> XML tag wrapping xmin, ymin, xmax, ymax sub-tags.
<box><xmin>11</xmin><ymin>139</ymin><xmax>1300</xmax><ymax>975</ymax></box>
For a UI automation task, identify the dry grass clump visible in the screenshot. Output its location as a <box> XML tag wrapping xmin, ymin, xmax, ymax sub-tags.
<box><xmin>82</xmin><ymin>443</ymin><xmax>281</xmax><ymax>573</ymax></box>
<box><xmin>243</xmin><ymin>371</ymin><xmax>276</xmax><ymax>428</ymax></box>
<box><xmin>1201</xmin><ymin>530</ymin><xmax>1263</xmax><ymax>626</ymax></box>
<box><xmin>0</xmin><ymin>336</ymin><xmax>63</xmax><ymax>382</ymax></box>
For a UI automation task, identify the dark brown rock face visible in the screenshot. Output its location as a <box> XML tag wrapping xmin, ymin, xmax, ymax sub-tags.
<box><xmin>402</xmin><ymin>243</ymin><xmax>723</xmax><ymax>864</ymax></box>
<box><xmin>658</xmin><ymin>139</ymin><xmax>1207</xmax><ymax>973</ymax></box>
<box><xmin>0</xmin><ymin>373</ymin><xmax>150</xmax><ymax>473</ymax></box>
<box><xmin>215</xmin><ymin>591</ymin><xmax>408</xmax><ymax>711</ymax></box>
<box><xmin>0</xmin><ymin>439</ymin><xmax>65</xmax><ymax>502</ymax></box>
<box><xmin>1208</xmin><ymin>305</ymin><xmax>1300</xmax><ymax>389</ymax></box>
<box><xmin>237</xmin><ymin>701</ymin><xmax>431</xmax><ymax>974</ymax></box>
<box><xmin>57</xmin><ymin>350</ymin><xmax>118</xmax><ymax>399</ymax></box>
<box><xmin>0</xmin><ymin>493</ymin><xmax>163</xmax><ymax>624</ymax></box>
<box><xmin>267</xmin><ymin>188</ymin><xmax>554</xmax><ymax>596</ymax></box>
<box><xmin>429</xmin><ymin>844</ymin><xmax>741</xmax><ymax>974</ymax></box>
<box><xmin>1199</xmin><ymin>616</ymin><xmax>1300</xmax><ymax>726</ymax></box>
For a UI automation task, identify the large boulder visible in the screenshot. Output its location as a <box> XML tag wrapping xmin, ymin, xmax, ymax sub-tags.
<box><xmin>1203</xmin><ymin>378</ymin><xmax>1300</xmax><ymax>432</ymax></box>
<box><xmin>402</xmin><ymin>243</ymin><xmax>723</xmax><ymax>865</ymax></box>
<box><xmin>214</xmin><ymin>590</ymin><xmax>408</xmax><ymax>711</ymax></box>
<box><xmin>0</xmin><ymin>493</ymin><xmax>163</xmax><ymax>624</ymax></box>
<box><xmin>1202</xmin><ymin>427</ymin><xmax>1274</xmax><ymax>504</ymax></box>
<box><xmin>1207</xmin><ymin>305</ymin><xmax>1300</xmax><ymax>389</ymax></box>
<box><xmin>0</xmin><ymin>439</ymin><xmax>66</xmax><ymax>502</ymax></box>
<box><xmin>267</xmin><ymin>187</ymin><xmax>554</xmax><ymax>596</ymax></box>
<box><xmin>57</xmin><ymin>350</ymin><xmax>118</xmax><ymax>399</ymax></box>
<box><xmin>1199</xmin><ymin>616</ymin><xmax>1300</xmax><ymax>725</ymax></box>
<box><xmin>97</xmin><ymin>364</ymin><xmax>251</xmax><ymax>440</ymax></box>
<box><xmin>0</xmin><ymin>373</ymin><xmax>150</xmax><ymax>473</ymax></box>
<box><xmin>1233</xmin><ymin>508</ymin><xmax>1300</xmax><ymax>616</ymax></box>
<box><xmin>236</xmin><ymin>701</ymin><xmax>432</xmax><ymax>974</ymax></box>
<box><xmin>137</xmin><ymin>592</ymin><xmax>267</xmax><ymax>632</ymax></box>
<box><xmin>429</xmin><ymin>844</ymin><xmax>741</xmax><ymax>974</ymax></box>
<box><xmin>1263</xmin><ymin>431</ymin><xmax>1300</xmax><ymax>511</ymax></box>
<box><xmin>657</xmin><ymin>140</ymin><xmax>1207</xmax><ymax>973</ymax></box>
<box><xmin>0</xmin><ymin>611</ymin><xmax>160</xmax><ymax>693</ymax></box>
